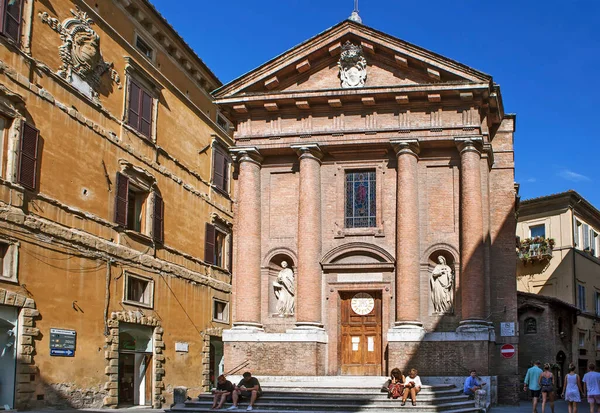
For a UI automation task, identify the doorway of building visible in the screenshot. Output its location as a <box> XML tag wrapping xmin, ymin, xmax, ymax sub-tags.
<box><xmin>340</xmin><ymin>291</ymin><xmax>382</xmax><ymax>375</ymax></box>
<box><xmin>118</xmin><ymin>323</ymin><xmax>153</xmax><ymax>406</ymax></box>
<box><xmin>209</xmin><ymin>337</ymin><xmax>224</xmax><ymax>387</ymax></box>
<box><xmin>0</xmin><ymin>305</ymin><xmax>17</xmax><ymax>409</ymax></box>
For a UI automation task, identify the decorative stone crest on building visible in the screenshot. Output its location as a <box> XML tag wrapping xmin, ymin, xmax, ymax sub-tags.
<box><xmin>430</xmin><ymin>255</ymin><xmax>455</xmax><ymax>314</ymax></box>
<box><xmin>338</xmin><ymin>41</ymin><xmax>367</xmax><ymax>88</ymax></box>
<box><xmin>39</xmin><ymin>7</ymin><xmax>121</xmax><ymax>101</ymax></box>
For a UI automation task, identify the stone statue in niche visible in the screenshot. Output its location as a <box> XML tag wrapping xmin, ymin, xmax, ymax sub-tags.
<box><xmin>430</xmin><ymin>255</ymin><xmax>454</xmax><ymax>314</ymax></box>
<box><xmin>338</xmin><ymin>41</ymin><xmax>367</xmax><ymax>88</ymax></box>
<box><xmin>39</xmin><ymin>7</ymin><xmax>121</xmax><ymax>102</ymax></box>
<box><xmin>273</xmin><ymin>261</ymin><xmax>295</xmax><ymax>316</ymax></box>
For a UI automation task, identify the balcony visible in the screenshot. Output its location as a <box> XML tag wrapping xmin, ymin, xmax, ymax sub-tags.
<box><xmin>518</xmin><ymin>236</ymin><xmax>555</xmax><ymax>265</ymax></box>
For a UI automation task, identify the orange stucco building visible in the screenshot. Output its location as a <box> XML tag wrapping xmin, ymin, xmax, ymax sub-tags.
<box><xmin>0</xmin><ymin>0</ymin><xmax>233</xmax><ymax>409</ymax></box>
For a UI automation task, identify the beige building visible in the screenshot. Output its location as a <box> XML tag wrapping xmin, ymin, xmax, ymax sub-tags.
<box><xmin>217</xmin><ymin>16</ymin><xmax>520</xmax><ymax>403</ymax></box>
<box><xmin>0</xmin><ymin>0</ymin><xmax>233</xmax><ymax>409</ymax></box>
<box><xmin>517</xmin><ymin>190</ymin><xmax>600</xmax><ymax>376</ymax></box>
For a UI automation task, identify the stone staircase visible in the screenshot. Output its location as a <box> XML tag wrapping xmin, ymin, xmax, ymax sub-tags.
<box><xmin>169</xmin><ymin>376</ymin><xmax>480</xmax><ymax>413</ymax></box>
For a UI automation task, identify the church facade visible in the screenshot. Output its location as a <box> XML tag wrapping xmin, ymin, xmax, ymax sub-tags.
<box><xmin>216</xmin><ymin>19</ymin><xmax>519</xmax><ymax>403</ymax></box>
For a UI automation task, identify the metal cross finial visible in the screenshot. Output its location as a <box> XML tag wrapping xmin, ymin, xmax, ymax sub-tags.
<box><xmin>348</xmin><ymin>0</ymin><xmax>362</xmax><ymax>23</ymax></box>
<box><xmin>354</xmin><ymin>0</ymin><xmax>359</xmax><ymax>12</ymax></box>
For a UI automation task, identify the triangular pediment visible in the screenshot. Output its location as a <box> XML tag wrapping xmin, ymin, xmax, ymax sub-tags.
<box><xmin>214</xmin><ymin>20</ymin><xmax>491</xmax><ymax>99</ymax></box>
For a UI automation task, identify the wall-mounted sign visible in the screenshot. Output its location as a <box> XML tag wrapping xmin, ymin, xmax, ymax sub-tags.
<box><xmin>500</xmin><ymin>322</ymin><xmax>516</xmax><ymax>337</ymax></box>
<box><xmin>175</xmin><ymin>342</ymin><xmax>189</xmax><ymax>352</ymax></box>
<box><xmin>50</xmin><ymin>328</ymin><xmax>76</xmax><ymax>357</ymax></box>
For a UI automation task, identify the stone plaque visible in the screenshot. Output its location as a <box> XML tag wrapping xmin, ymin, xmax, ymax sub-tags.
<box><xmin>175</xmin><ymin>342</ymin><xmax>189</xmax><ymax>352</ymax></box>
<box><xmin>500</xmin><ymin>322</ymin><xmax>515</xmax><ymax>337</ymax></box>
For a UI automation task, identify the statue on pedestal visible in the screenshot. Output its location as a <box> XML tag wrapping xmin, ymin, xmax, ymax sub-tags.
<box><xmin>273</xmin><ymin>261</ymin><xmax>295</xmax><ymax>316</ymax></box>
<box><xmin>430</xmin><ymin>255</ymin><xmax>454</xmax><ymax>314</ymax></box>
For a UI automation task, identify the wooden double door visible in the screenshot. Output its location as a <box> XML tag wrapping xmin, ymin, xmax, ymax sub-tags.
<box><xmin>340</xmin><ymin>291</ymin><xmax>382</xmax><ymax>375</ymax></box>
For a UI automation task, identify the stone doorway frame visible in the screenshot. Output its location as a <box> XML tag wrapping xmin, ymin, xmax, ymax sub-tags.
<box><xmin>202</xmin><ymin>328</ymin><xmax>223</xmax><ymax>391</ymax></box>
<box><xmin>104</xmin><ymin>311</ymin><xmax>164</xmax><ymax>408</ymax></box>
<box><xmin>0</xmin><ymin>287</ymin><xmax>39</xmax><ymax>410</ymax></box>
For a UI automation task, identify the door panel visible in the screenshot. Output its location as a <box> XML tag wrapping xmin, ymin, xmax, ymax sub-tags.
<box><xmin>340</xmin><ymin>291</ymin><xmax>382</xmax><ymax>375</ymax></box>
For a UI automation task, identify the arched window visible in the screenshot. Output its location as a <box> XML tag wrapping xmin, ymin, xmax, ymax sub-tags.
<box><xmin>525</xmin><ymin>317</ymin><xmax>537</xmax><ymax>334</ymax></box>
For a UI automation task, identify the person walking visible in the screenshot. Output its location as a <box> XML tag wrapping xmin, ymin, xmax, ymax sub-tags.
<box><xmin>583</xmin><ymin>363</ymin><xmax>600</xmax><ymax>413</ymax></box>
<box><xmin>524</xmin><ymin>360</ymin><xmax>544</xmax><ymax>413</ymax></box>
<box><xmin>563</xmin><ymin>364</ymin><xmax>583</xmax><ymax>413</ymax></box>
<box><xmin>538</xmin><ymin>363</ymin><xmax>555</xmax><ymax>413</ymax></box>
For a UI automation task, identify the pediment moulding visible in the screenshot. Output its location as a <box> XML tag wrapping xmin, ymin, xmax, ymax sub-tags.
<box><xmin>213</xmin><ymin>21</ymin><xmax>492</xmax><ymax>99</ymax></box>
<box><xmin>114</xmin><ymin>0</ymin><xmax>220</xmax><ymax>94</ymax></box>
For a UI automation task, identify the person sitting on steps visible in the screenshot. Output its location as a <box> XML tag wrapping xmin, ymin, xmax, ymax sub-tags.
<box><xmin>383</xmin><ymin>368</ymin><xmax>405</xmax><ymax>399</ymax></box>
<box><xmin>402</xmin><ymin>368</ymin><xmax>422</xmax><ymax>406</ymax></box>
<box><xmin>464</xmin><ymin>369</ymin><xmax>486</xmax><ymax>400</ymax></box>
<box><xmin>211</xmin><ymin>374</ymin><xmax>234</xmax><ymax>410</ymax></box>
<box><xmin>226</xmin><ymin>371</ymin><xmax>262</xmax><ymax>411</ymax></box>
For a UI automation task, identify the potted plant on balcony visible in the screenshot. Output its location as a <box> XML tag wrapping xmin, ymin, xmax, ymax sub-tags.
<box><xmin>518</xmin><ymin>236</ymin><xmax>555</xmax><ymax>265</ymax></box>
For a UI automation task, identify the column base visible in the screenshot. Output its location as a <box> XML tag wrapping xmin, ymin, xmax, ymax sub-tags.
<box><xmin>388</xmin><ymin>321</ymin><xmax>425</xmax><ymax>341</ymax></box>
<box><xmin>294</xmin><ymin>321</ymin><xmax>324</xmax><ymax>330</ymax></box>
<box><xmin>456</xmin><ymin>319</ymin><xmax>493</xmax><ymax>333</ymax></box>
<box><xmin>230</xmin><ymin>322</ymin><xmax>264</xmax><ymax>331</ymax></box>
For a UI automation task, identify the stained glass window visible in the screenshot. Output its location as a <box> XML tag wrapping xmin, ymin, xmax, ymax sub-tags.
<box><xmin>345</xmin><ymin>170</ymin><xmax>376</xmax><ymax>228</ymax></box>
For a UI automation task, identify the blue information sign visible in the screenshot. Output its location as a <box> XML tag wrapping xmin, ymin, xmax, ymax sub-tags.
<box><xmin>49</xmin><ymin>328</ymin><xmax>76</xmax><ymax>357</ymax></box>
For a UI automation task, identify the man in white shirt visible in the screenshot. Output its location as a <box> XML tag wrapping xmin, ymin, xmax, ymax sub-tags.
<box><xmin>583</xmin><ymin>363</ymin><xmax>600</xmax><ymax>413</ymax></box>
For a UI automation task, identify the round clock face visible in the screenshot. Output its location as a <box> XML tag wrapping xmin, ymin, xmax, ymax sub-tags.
<box><xmin>351</xmin><ymin>292</ymin><xmax>374</xmax><ymax>315</ymax></box>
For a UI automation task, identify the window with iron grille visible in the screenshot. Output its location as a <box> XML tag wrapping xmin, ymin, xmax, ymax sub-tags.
<box><xmin>345</xmin><ymin>170</ymin><xmax>376</xmax><ymax>228</ymax></box>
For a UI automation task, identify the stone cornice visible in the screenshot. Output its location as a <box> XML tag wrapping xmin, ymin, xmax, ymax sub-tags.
<box><xmin>217</xmin><ymin>82</ymin><xmax>490</xmax><ymax>108</ymax></box>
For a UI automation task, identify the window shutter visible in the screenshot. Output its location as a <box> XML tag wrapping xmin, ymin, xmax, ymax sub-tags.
<box><xmin>140</xmin><ymin>89</ymin><xmax>153</xmax><ymax>139</ymax></box>
<box><xmin>213</xmin><ymin>149</ymin><xmax>225</xmax><ymax>191</ymax></box>
<box><xmin>228</xmin><ymin>232</ymin><xmax>233</xmax><ymax>271</ymax></box>
<box><xmin>18</xmin><ymin>122</ymin><xmax>39</xmax><ymax>190</ymax></box>
<box><xmin>204</xmin><ymin>223</ymin><xmax>215</xmax><ymax>265</ymax></box>
<box><xmin>3</xmin><ymin>0</ymin><xmax>22</xmax><ymax>43</ymax></box>
<box><xmin>128</xmin><ymin>80</ymin><xmax>141</xmax><ymax>131</ymax></box>
<box><xmin>152</xmin><ymin>193</ymin><xmax>164</xmax><ymax>243</ymax></box>
<box><xmin>222</xmin><ymin>155</ymin><xmax>230</xmax><ymax>193</ymax></box>
<box><xmin>114</xmin><ymin>173</ymin><xmax>129</xmax><ymax>227</ymax></box>
<box><xmin>0</xmin><ymin>0</ymin><xmax>5</xmax><ymax>34</ymax></box>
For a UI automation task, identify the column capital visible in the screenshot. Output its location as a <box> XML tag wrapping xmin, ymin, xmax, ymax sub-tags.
<box><xmin>230</xmin><ymin>147</ymin><xmax>263</xmax><ymax>165</ymax></box>
<box><xmin>390</xmin><ymin>139</ymin><xmax>420</xmax><ymax>158</ymax></box>
<box><xmin>290</xmin><ymin>143</ymin><xmax>324</xmax><ymax>162</ymax></box>
<box><xmin>454</xmin><ymin>137</ymin><xmax>483</xmax><ymax>155</ymax></box>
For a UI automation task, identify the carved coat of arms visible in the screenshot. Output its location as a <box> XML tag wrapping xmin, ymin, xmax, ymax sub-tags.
<box><xmin>338</xmin><ymin>41</ymin><xmax>367</xmax><ymax>88</ymax></box>
<box><xmin>39</xmin><ymin>7</ymin><xmax>121</xmax><ymax>101</ymax></box>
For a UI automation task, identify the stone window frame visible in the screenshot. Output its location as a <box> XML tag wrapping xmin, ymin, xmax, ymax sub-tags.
<box><xmin>0</xmin><ymin>92</ymin><xmax>27</xmax><ymax>185</ymax></box>
<box><xmin>104</xmin><ymin>311</ymin><xmax>165</xmax><ymax>408</ymax></box>
<box><xmin>578</xmin><ymin>330</ymin><xmax>586</xmax><ymax>348</ymax></box>
<box><xmin>116</xmin><ymin>160</ymin><xmax>163</xmax><ymax>242</ymax></box>
<box><xmin>334</xmin><ymin>160</ymin><xmax>385</xmax><ymax>238</ymax></box>
<box><xmin>212</xmin><ymin>298</ymin><xmax>229</xmax><ymax>324</ymax></box>
<box><xmin>122</xmin><ymin>57</ymin><xmax>162</xmax><ymax>144</ymax></box>
<box><xmin>207</xmin><ymin>213</ymin><xmax>233</xmax><ymax>272</ymax></box>
<box><xmin>0</xmin><ymin>287</ymin><xmax>38</xmax><ymax>410</ymax></box>
<box><xmin>210</xmin><ymin>141</ymin><xmax>232</xmax><ymax>196</ymax></box>
<box><xmin>0</xmin><ymin>238</ymin><xmax>19</xmax><ymax>284</ymax></box>
<box><xmin>134</xmin><ymin>31</ymin><xmax>155</xmax><ymax>63</ymax></box>
<box><xmin>123</xmin><ymin>271</ymin><xmax>154</xmax><ymax>309</ymax></box>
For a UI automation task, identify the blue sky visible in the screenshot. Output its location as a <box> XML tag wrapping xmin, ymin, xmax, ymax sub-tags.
<box><xmin>152</xmin><ymin>0</ymin><xmax>599</xmax><ymax>207</ymax></box>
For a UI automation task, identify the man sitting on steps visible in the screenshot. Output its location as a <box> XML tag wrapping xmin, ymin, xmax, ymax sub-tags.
<box><xmin>226</xmin><ymin>371</ymin><xmax>262</xmax><ymax>411</ymax></box>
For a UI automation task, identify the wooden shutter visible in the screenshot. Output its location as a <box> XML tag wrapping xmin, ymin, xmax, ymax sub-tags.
<box><xmin>213</xmin><ymin>149</ymin><xmax>225</xmax><ymax>191</ymax></box>
<box><xmin>222</xmin><ymin>155</ymin><xmax>230</xmax><ymax>193</ymax></box>
<box><xmin>128</xmin><ymin>80</ymin><xmax>141</xmax><ymax>131</ymax></box>
<box><xmin>152</xmin><ymin>193</ymin><xmax>164</xmax><ymax>243</ymax></box>
<box><xmin>0</xmin><ymin>0</ymin><xmax>5</xmax><ymax>34</ymax></box>
<box><xmin>114</xmin><ymin>173</ymin><xmax>129</xmax><ymax>227</ymax></box>
<box><xmin>227</xmin><ymin>232</ymin><xmax>233</xmax><ymax>271</ymax></box>
<box><xmin>18</xmin><ymin>122</ymin><xmax>39</xmax><ymax>190</ymax></box>
<box><xmin>204</xmin><ymin>223</ymin><xmax>215</xmax><ymax>265</ymax></box>
<box><xmin>2</xmin><ymin>0</ymin><xmax>22</xmax><ymax>43</ymax></box>
<box><xmin>140</xmin><ymin>89</ymin><xmax>153</xmax><ymax>138</ymax></box>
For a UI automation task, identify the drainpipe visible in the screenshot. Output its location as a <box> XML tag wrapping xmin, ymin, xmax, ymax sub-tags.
<box><xmin>104</xmin><ymin>259</ymin><xmax>113</xmax><ymax>336</ymax></box>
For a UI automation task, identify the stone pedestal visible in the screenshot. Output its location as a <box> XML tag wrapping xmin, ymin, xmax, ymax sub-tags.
<box><xmin>223</xmin><ymin>329</ymin><xmax>328</xmax><ymax>376</ymax></box>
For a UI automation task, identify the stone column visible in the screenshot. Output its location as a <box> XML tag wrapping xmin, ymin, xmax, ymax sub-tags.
<box><xmin>390</xmin><ymin>139</ymin><xmax>423</xmax><ymax>331</ymax></box>
<box><xmin>455</xmin><ymin>138</ymin><xmax>487</xmax><ymax>331</ymax></box>
<box><xmin>291</xmin><ymin>144</ymin><xmax>324</xmax><ymax>329</ymax></box>
<box><xmin>230</xmin><ymin>147</ymin><xmax>263</xmax><ymax>329</ymax></box>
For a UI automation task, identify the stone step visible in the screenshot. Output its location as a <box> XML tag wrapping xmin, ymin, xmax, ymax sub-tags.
<box><xmin>258</xmin><ymin>384</ymin><xmax>457</xmax><ymax>394</ymax></box>
<box><xmin>193</xmin><ymin>393</ymin><xmax>469</xmax><ymax>404</ymax></box>
<box><xmin>172</xmin><ymin>403</ymin><xmax>480</xmax><ymax>413</ymax></box>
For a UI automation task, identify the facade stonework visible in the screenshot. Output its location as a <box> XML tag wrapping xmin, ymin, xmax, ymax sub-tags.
<box><xmin>0</xmin><ymin>0</ymin><xmax>232</xmax><ymax>409</ymax></box>
<box><xmin>218</xmin><ymin>20</ymin><xmax>519</xmax><ymax>403</ymax></box>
